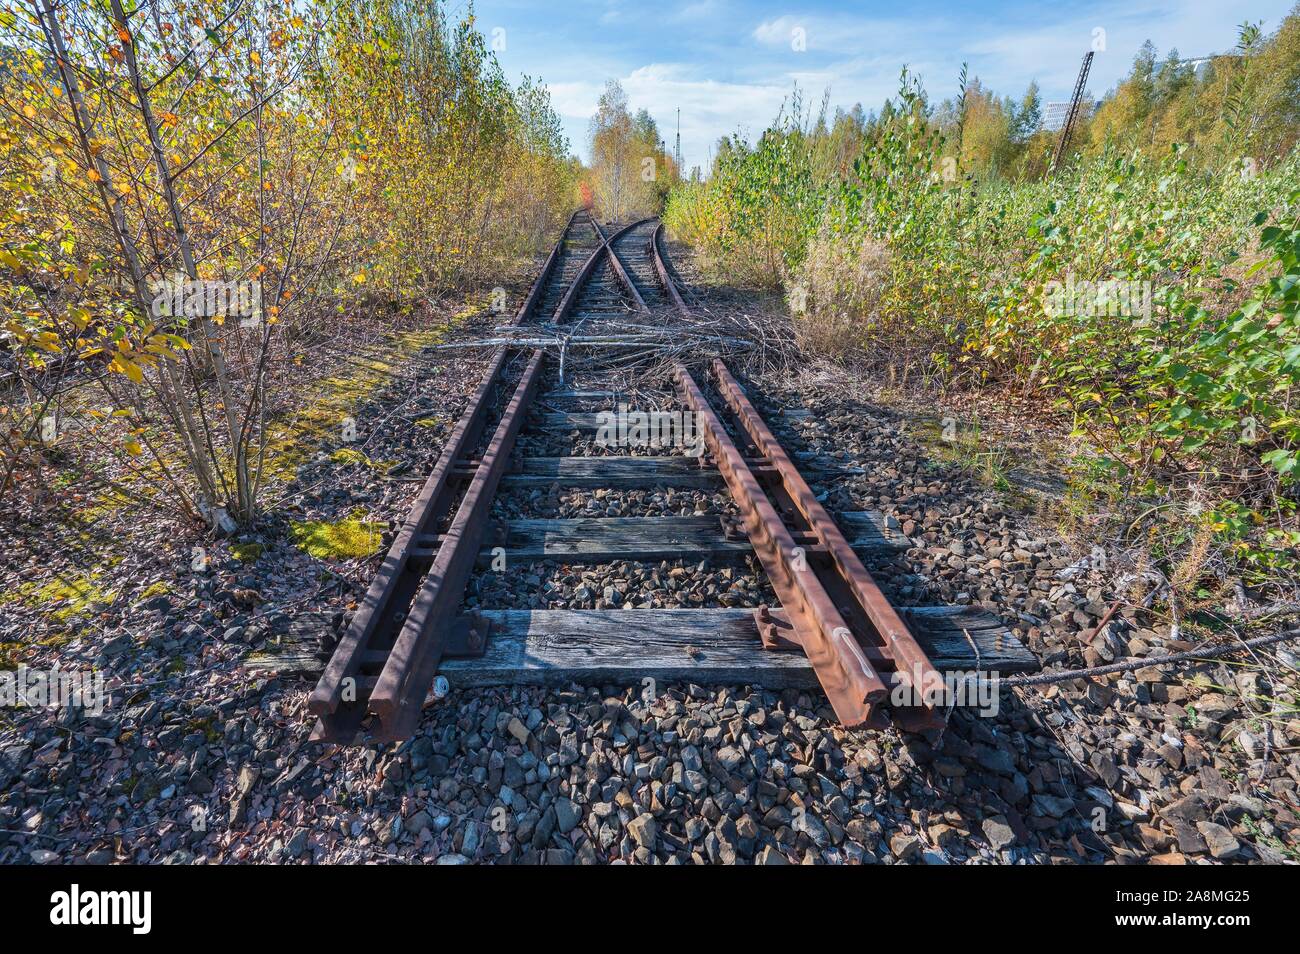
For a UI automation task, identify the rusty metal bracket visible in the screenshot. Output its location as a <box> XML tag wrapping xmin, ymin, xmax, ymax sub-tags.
<box><xmin>445</xmin><ymin>611</ymin><xmax>493</xmax><ymax>658</ymax></box>
<box><xmin>754</xmin><ymin>604</ymin><xmax>800</xmax><ymax>650</ymax></box>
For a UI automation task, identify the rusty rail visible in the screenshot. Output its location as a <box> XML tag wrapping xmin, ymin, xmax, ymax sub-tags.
<box><xmin>513</xmin><ymin>208</ymin><xmax>582</xmax><ymax>323</ymax></box>
<box><xmin>559</xmin><ymin>218</ymin><xmax>652</xmax><ymax>318</ymax></box>
<box><xmin>365</xmin><ymin>348</ymin><xmax>546</xmax><ymax>741</ymax></box>
<box><xmin>673</xmin><ymin>361</ymin><xmax>887</xmax><ymax>726</ymax></box>
<box><xmin>600</xmin><ymin>218</ymin><xmax>660</xmax><ymax>311</ymax></box>
<box><xmin>309</xmin><ymin>211</ymin><xmax>589</xmax><ymax>743</ymax></box>
<box><xmin>306</xmin><ymin>345</ymin><xmax>512</xmax><ymax>741</ymax></box>
<box><xmin>309</xmin><ymin>209</ymin><xmax>956</xmax><ymax>743</ymax></box>
<box><xmin>651</xmin><ymin>221</ymin><xmax>690</xmax><ymax>315</ymax></box>
<box><xmin>710</xmin><ymin>359</ymin><xmax>943</xmax><ymax>727</ymax></box>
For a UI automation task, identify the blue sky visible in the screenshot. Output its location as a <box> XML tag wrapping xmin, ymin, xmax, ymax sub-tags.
<box><xmin>459</xmin><ymin>0</ymin><xmax>1297</xmax><ymax>170</ymax></box>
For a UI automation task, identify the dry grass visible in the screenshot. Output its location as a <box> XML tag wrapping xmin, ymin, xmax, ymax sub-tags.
<box><xmin>789</xmin><ymin>234</ymin><xmax>891</xmax><ymax>361</ymax></box>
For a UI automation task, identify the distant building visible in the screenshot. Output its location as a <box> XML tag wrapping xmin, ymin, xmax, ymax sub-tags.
<box><xmin>1040</xmin><ymin>102</ymin><xmax>1073</xmax><ymax>133</ymax></box>
<box><xmin>1040</xmin><ymin>101</ymin><xmax>1102</xmax><ymax>133</ymax></box>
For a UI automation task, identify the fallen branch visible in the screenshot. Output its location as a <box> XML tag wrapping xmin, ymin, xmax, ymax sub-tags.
<box><xmin>432</xmin><ymin>335</ymin><xmax>756</xmax><ymax>350</ymax></box>
<box><xmin>1002</xmin><ymin>628</ymin><xmax>1300</xmax><ymax>688</ymax></box>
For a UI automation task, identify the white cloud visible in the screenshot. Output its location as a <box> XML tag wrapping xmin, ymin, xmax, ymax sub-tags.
<box><xmin>752</xmin><ymin>13</ymin><xmax>925</xmax><ymax>54</ymax></box>
<box><xmin>752</xmin><ymin>15</ymin><xmax>799</xmax><ymax>46</ymax></box>
<box><xmin>478</xmin><ymin>0</ymin><xmax>1299</xmax><ymax>169</ymax></box>
<box><xmin>547</xmin><ymin>80</ymin><xmax>605</xmax><ymax>120</ymax></box>
<box><xmin>541</xmin><ymin>63</ymin><xmax>796</xmax><ymax>169</ymax></box>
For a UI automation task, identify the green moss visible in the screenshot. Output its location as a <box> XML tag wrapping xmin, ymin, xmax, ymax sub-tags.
<box><xmin>0</xmin><ymin>631</ymin><xmax>77</xmax><ymax>671</ymax></box>
<box><xmin>0</xmin><ymin>643</ymin><xmax>25</xmax><ymax>671</ymax></box>
<box><xmin>9</xmin><ymin>573</ymin><xmax>116</xmax><ymax>622</ymax></box>
<box><xmin>229</xmin><ymin>542</ymin><xmax>265</xmax><ymax>563</ymax></box>
<box><xmin>330</xmin><ymin>447</ymin><xmax>369</xmax><ymax>466</ymax></box>
<box><xmin>261</xmin><ymin>326</ymin><xmax>449</xmax><ymax>482</ymax></box>
<box><xmin>187</xmin><ymin>716</ymin><xmax>221</xmax><ymax>744</ymax></box>
<box><xmin>329</xmin><ymin>448</ymin><xmax>397</xmax><ymax>471</ymax></box>
<box><xmin>139</xmin><ymin>581</ymin><xmax>172</xmax><ymax>600</ymax></box>
<box><xmin>75</xmin><ymin>488</ymin><xmax>138</xmax><ymax>526</ymax></box>
<box><xmin>288</xmin><ymin>518</ymin><xmax>384</xmax><ymax>560</ymax></box>
<box><xmin>414</xmin><ymin>417</ymin><xmax>442</xmax><ymax>428</ymax></box>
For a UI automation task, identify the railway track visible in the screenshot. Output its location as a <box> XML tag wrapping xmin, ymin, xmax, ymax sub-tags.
<box><xmin>299</xmin><ymin>209</ymin><xmax>1038</xmax><ymax>744</ymax></box>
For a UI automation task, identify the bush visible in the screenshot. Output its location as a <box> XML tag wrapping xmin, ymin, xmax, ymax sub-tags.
<box><xmin>664</xmin><ymin>67</ymin><xmax>1300</xmax><ymax>578</ymax></box>
<box><xmin>663</xmin><ymin>108</ymin><xmax>821</xmax><ymax>288</ymax></box>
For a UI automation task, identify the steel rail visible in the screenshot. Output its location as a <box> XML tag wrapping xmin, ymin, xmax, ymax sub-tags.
<box><xmin>308</xmin><ymin>208</ymin><xmax>953</xmax><ymax>741</ymax></box>
<box><xmin>367</xmin><ymin>348</ymin><xmax>546</xmax><ymax>740</ymax></box>
<box><xmin>711</xmin><ymin>359</ymin><xmax>943</xmax><ymax>723</ymax></box>
<box><xmin>673</xmin><ymin>361</ymin><xmax>887</xmax><ymax>726</ymax></box>
<box><xmin>309</xmin><ymin>211</ymin><xmax>590</xmax><ymax>743</ymax></box>
<box><xmin>650</xmin><ymin>221</ymin><xmax>690</xmax><ymax>315</ymax></box>
<box><xmin>594</xmin><ymin>217</ymin><xmax>655</xmax><ymax>312</ymax></box>
<box><xmin>306</xmin><ymin>345</ymin><xmax>511</xmax><ymax>735</ymax></box>
<box><xmin>512</xmin><ymin>208</ymin><xmax>583</xmax><ymax>323</ymax></box>
<box><xmin>555</xmin><ymin>218</ymin><xmax>652</xmax><ymax>320</ymax></box>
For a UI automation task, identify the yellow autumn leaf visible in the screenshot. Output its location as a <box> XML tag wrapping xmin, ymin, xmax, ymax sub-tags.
<box><xmin>124</xmin><ymin>439</ymin><xmax>143</xmax><ymax>456</ymax></box>
<box><xmin>110</xmin><ymin>356</ymin><xmax>144</xmax><ymax>383</ymax></box>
